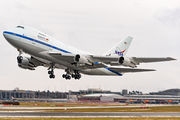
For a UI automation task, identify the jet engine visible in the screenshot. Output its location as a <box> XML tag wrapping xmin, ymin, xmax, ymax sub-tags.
<box><xmin>17</xmin><ymin>56</ymin><xmax>41</xmax><ymax>70</ymax></box>
<box><xmin>118</xmin><ymin>56</ymin><xmax>131</xmax><ymax>67</ymax></box>
<box><xmin>17</xmin><ymin>56</ymin><xmax>29</xmax><ymax>66</ymax></box>
<box><xmin>74</xmin><ymin>54</ymin><xmax>92</xmax><ymax>65</ymax></box>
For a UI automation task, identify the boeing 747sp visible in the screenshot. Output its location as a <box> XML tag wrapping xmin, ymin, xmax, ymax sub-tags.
<box><xmin>3</xmin><ymin>26</ymin><xmax>176</xmax><ymax>80</ymax></box>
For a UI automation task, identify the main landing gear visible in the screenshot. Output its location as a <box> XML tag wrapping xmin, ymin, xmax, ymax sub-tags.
<box><xmin>47</xmin><ymin>66</ymin><xmax>81</xmax><ymax>80</ymax></box>
<box><xmin>62</xmin><ymin>69</ymin><xmax>81</xmax><ymax>80</ymax></box>
<box><xmin>48</xmin><ymin>65</ymin><xmax>55</xmax><ymax>79</ymax></box>
<box><xmin>72</xmin><ymin>70</ymin><xmax>81</xmax><ymax>80</ymax></box>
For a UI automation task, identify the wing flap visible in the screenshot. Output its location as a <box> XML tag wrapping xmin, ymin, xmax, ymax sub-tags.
<box><xmin>81</xmin><ymin>62</ymin><xmax>108</xmax><ymax>69</ymax></box>
<box><xmin>49</xmin><ymin>51</ymin><xmax>75</xmax><ymax>62</ymax></box>
<box><xmin>90</xmin><ymin>55</ymin><xmax>119</xmax><ymax>63</ymax></box>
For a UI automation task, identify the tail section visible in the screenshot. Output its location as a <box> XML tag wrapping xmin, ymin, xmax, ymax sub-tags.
<box><xmin>103</xmin><ymin>36</ymin><xmax>133</xmax><ymax>57</ymax></box>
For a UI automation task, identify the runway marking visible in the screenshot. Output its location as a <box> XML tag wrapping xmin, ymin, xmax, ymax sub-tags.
<box><xmin>0</xmin><ymin>112</ymin><xmax>180</xmax><ymax>117</ymax></box>
<box><xmin>0</xmin><ymin>116</ymin><xmax>180</xmax><ymax>117</ymax></box>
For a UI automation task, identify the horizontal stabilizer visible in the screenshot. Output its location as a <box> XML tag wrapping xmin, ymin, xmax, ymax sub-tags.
<box><xmin>108</xmin><ymin>67</ymin><xmax>156</xmax><ymax>73</ymax></box>
<box><xmin>131</xmin><ymin>57</ymin><xmax>176</xmax><ymax>64</ymax></box>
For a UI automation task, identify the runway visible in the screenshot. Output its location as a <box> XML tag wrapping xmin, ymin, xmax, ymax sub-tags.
<box><xmin>0</xmin><ymin>105</ymin><xmax>179</xmax><ymax>117</ymax></box>
<box><xmin>0</xmin><ymin>111</ymin><xmax>180</xmax><ymax>117</ymax></box>
<box><xmin>0</xmin><ymin>104</ymin><xmax>177</xmax><ymax>110</ymax></box>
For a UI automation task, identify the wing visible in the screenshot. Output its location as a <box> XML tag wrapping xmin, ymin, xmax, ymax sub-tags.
<box><xmin>90</xmin><ymin>56</ymin><xmax>176</xmax><ymax>66</ymax></box>
<box><xmin>49</xmin><ymin>51</ymin><xmax>176</xmax><ymax>69</ymax></box>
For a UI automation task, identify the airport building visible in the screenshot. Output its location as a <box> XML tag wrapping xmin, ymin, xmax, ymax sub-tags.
<box><xmin>76</xmin><ymin>93</ymin><xmax>180</xmax><ymax>104</ymax></box>
<box><xmin>71</xmin><ymin>88</ymin><xmax>180</xmax><ymax>104</ymax></box>
<box><xmin>149</xmin><ymin>89</ymin><xmax>180</xmax><ymax>96</ymax></box>
<box><xmin>0</xmin><ymin>89</ymin><xmax>35</xmax><ymax>100</ymax></box>
<box><xmin>0</xmin><ymin>88</ymin><xmax>180</xmax><ymax>104</ymax></box>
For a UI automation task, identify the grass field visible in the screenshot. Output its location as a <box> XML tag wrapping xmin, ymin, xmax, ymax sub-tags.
<box><xmin>3</xmin><ymin>102</ymin><xmax>126</xmax><ymax>107</ymax></box>
<box><xmin>1</xmin><ymin>102</ymin><xmax>180</xmax><ymax>119</ymax></box>
<box><xmin>1</xmin><ymin>117</ymin><xmax>180</xmax><ymax>120</ymax></box>
<box><xmin>1</xmin><ymin>102</ymin><xmax>180</xmax><ymax>112</ymax></box>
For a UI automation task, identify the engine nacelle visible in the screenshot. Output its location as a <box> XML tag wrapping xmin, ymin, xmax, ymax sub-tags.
<box><xmin>17</xmin><ymin>56</ymin><xmax>29</xmax><ymax>66</ymax></box>
<box><xmin>17</xmin><ymin>56</ymin><xmax>35</xmax><ymax>70</ymax></box>
<box><xmin>118</xmin><ymin>56</ymin><xmax>131</xmax><ymax>67</ymax></box>
<box><xmin>74</xmin><ymin>54</ymin><xmax>89</xmax><ymax>64</ymax></box>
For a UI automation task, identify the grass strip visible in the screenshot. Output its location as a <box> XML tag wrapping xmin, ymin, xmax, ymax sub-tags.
<box><xmin>1</xmin><ymin>117</ymin><xmax>180</xmax><ymax>120</ymax></box>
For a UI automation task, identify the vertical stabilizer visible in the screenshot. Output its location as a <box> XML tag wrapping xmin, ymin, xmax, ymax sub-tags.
<box><xmin>104</xmin><ymin>36</ymin><xmax>133</xmax><ymax>57</ymax></box>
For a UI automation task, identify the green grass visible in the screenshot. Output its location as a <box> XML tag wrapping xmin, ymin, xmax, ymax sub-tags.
<box><xmin>4</xmin><ymin>102</ymin><xmax>126</xmax><ymax>107</ymax></box>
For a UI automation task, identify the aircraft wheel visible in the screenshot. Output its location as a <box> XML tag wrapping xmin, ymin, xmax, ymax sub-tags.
<box><xmin>62</xmin><ymin>74</ymin><xmax>66</xmax><ymax>78</ymax></box>
<box><xmin>74</xmin><ymin>75</ymin><xmax>78</xmax><ymax>80</ymax></box>
<box><xmin>48</xmin><ymin>71</ymin><xmax>51</xmax><ymax>74</ymax></box>
<box><xmin>49</xmin><ymin>75</ymin><xmax>52</xmax><ymax>78</ymax></box>
<box><xmin>78</xmin><ymin>74</ymin><xmax>81</xmax><ymax>79</ymax></box>
<box><xmin>52</xmin><ymin>75</ymin><xmax>55</xmax><ymax>78</ymax></box>
<box><xmin>72</xmin><ymin>74</ymin><xmax>75</xmax><ymax>78</ymax></box>
<box><xmin>68</xmin><ymin>76</ymin><xmax>71</xmax><ymax>80</ymax></box>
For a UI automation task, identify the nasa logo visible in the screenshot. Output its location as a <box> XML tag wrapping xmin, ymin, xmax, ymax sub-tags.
<box><xmin>114</xmin><ymin>47</ymin><xmax>126</xmax><ymax>56</ymax></box>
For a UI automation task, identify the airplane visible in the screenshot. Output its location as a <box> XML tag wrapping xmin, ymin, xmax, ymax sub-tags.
<box><xmin>3</xmin><ymin>25</ymin><xmax>176</xmax><ymax>80</ymax></box>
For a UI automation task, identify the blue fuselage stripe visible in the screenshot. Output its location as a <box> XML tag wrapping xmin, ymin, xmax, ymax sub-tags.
<box><xmin>3</xmin><ymin>31</ymin><xmax>71</xmax><ymax>54</ymax></box>
<box><xmin>104</xmin><ymin>67</ymin><xmax>122</xmax><ymax>76</ymax></box>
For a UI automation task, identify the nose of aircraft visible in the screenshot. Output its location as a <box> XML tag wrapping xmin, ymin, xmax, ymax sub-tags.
<box><xmin>3</xmin><ymin>30</ymin><xmax>11</xmax><ymax>41</ymax></box>
<box><xmin>3</xmin><ymin>30</ymin><xmax>15</xmax><ymax>44</ymax></box>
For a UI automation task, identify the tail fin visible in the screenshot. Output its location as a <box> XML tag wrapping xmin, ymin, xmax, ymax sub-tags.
<box><xmin>103</xmin><ymin>36</ymin><xmax>133</xmax><ymax>57</ymax></box>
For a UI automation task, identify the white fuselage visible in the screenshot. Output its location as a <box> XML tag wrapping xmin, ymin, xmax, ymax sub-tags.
<box><xmin>3</xmin><ymin>26</ymin><xmax>122</xmax><ymax>76</ymax></box>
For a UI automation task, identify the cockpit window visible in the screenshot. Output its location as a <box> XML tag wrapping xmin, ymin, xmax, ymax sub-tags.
<box><xmin>16</xmin><ymin>26</ymin><xmax>24</xmax><ymax>29</ymax></box>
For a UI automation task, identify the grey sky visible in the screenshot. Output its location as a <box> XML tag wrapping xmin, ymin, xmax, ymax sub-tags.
<box><xmin>0</xmin><ymin>0</ymin><xmax>179</xmax><ymax>93</ymax></box>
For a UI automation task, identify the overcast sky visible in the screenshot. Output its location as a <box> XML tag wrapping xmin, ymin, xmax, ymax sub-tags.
<box><xmin>0</xmin><ymin>0</ymin><xmax>179</xmax><ymax>93</ymax></box>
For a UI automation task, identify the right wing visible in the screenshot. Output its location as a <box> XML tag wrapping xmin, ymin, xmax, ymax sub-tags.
<box><xmin>49</xmin><ymin>51</ymin><xmax>176</xmax><ymax>68</ymax></box>
<box><xmin>90</xmin><ymin>56</ymin><xmax>176</xmax><ymax>66</ymax></box>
